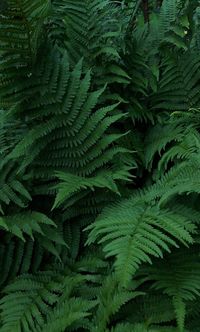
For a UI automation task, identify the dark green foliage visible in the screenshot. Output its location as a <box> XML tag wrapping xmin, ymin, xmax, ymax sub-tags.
<box><xmin>1</xmin><ymin>0</ymin><xmax>200</xmax><ymax>331</ymax></box>
<box><xmin>0</xmin><ymin>0</ymin><xmax>51</xmax><ymax>107</ymax></box>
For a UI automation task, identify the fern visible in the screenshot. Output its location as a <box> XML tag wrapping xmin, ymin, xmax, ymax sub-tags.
<box><xmin>144</xmin><ymin>122</ymin><xmax>184</xmax><ymax>170</ymax></box>
<box><xmin>0</xmin><ymin>237</ymin><xmax>45</xmax><ymax>287</ymax></box>
<box><xmin>86</xmin><ymin>194</ymin><xmax>195</xmax><ymax>286</ymax></box>
<box><xmin>53</xmin><ymin>166</ymin><xmax>132</xmax><ymax>209</ymax></box>
<box><xmin>141</xmin><ymin>249</ymin><xmax>200</xmax><ymax>331</ymax></box>
<box><xmin>150</xmin><ymin>52</ymin><xmax>200</xmax><ymax>112</ymax></box>
<box><xmin>0</xmin><ymin>0</ymin><xmax>50</xmax><ymax>106</ymax></box>
<box><xmin>0</xmin><ymin>211</ymin><xmax>66</xmax><ymax>261</ymax></box>
<box><xmin>7</xmin><ymin>55</ymin><xmax>127</xmax><ymax>176</ymax></box>
<box><xmin>1</xmin><ymin>0</ymin><xmax>200</xmax><ymax>330</ymax></box>
<box><xmin>141</xmin><ymin>0</ymin><xmax>189</xmax><ymax>53</ymax></box>
<box><xmin>0</xmin><ymin>271</ymin><xmax>94</xmax><ymax>332</ymax></box>
<box><xmin>0</xmin><ymin>267</ymin><xmax>143</xmax><ymax>332</ymax></box>
<box><xmin>50</xmin><ymin>0</ymin><xmax>123</xmax><ymax>64</ymax></box>
<box><xmin>90</xmin><ymin>274</ymin><xmax>144</xmax><ymax>332</ymax></box>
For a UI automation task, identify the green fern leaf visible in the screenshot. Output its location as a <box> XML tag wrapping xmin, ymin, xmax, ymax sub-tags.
<box><xmin>86</xmin><ymin>196</ymin><xmax>195</xmax><ymax>286</ymax></box>
<box><xmin>142</xmin><ymin>249</ymin><xmax>200</xmax><ymax>331</ymax></box>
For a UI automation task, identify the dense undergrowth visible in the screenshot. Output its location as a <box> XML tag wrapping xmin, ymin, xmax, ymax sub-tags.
<box><xmin>1</xmin><ymin>0</ymin><xmax>200</xmax><ymax>331</ymax></box>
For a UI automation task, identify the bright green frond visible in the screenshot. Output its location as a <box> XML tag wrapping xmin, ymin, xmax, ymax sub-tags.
<box><xmin>86</xmin><ymin>196</ymin><xmax>195</xmax><ymax>285</ymax></box>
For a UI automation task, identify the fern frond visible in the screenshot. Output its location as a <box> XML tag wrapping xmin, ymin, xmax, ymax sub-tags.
<box><xmin>0</xmin><ymin>0</ymin><xmax>50</xmax><ymax>106</ymax></box>
<box><xmin>145</xmin><ymin>0</ymin><xmax>189</xmax><ymax>53</ymax></box>
<box><xmin>0</xmin><ymin>211</ymin><xmax>65</xmax><ymax>261</ymax></box>
<box><xmin>144</xmin><ymin>122</ymin><xmax>184</xmax><ymax>170</ymax></box>
<box><xmin>0</xmin><ymin>271</ymin><xmax>93</xmax><ymax>332</ymax></box>
<box><xmin>0</xmin><ymin>237</ymin><xmax>45</xmax><ymax>287</ymax></box>
<box><xmin>86</xmin><ymin>196</ymin><xmax>195</xmax><ymax>286</ymax></box>
<box><xmin>150</xmin><ymin>52</ymin><xmax>200</xmax><ymax>112</ymax></box>
<box><xmin>49</xmin><ymin>0</ymin><xmax>130</xmax><ymax>93</ymax></box>
<box><xmin>0</xmin><ymin>162</ymin><xmax>31</xmax><ymax>212</ymax></box>
<box><xmin>91</xmin><ymin>274</ymin><xmax>144</xmax><ymax>332</ymax></box>
<box><xmin>50</xmin><ymin>0</ymin><xmax>122</xmax><ymax>65</ymax></box>
<box><xmin>0</xmin><ymin>211</ymin><xmax>54</xmax><ymax>240</ymax></box>
<box><xmin>53</xmin><ymin>166</ymin><xmax>132</xmax><ymax>209</ymax></box>
<box><xmin>111</xmin><ymin>323</ymin><xmax>149</xmax><ymax>332</ymax></box>
<box><xmin>141</xmin><ymin>249</ymin><xmax>200</xmax><ymax>331</ymax></box>
<box><xmin>6</xmin><ymin>52</ymin><xmax>130</xmax><ymax>185</ymax></box>
<box><xmin>42</xmin><ymin>299</ymin><xmax>94</xmax><ymax>332</ymax></box>
<box><xmin>157</xmin><ymin>128</ymin><xmax>200</xmax><ymax>173</ymax></box>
